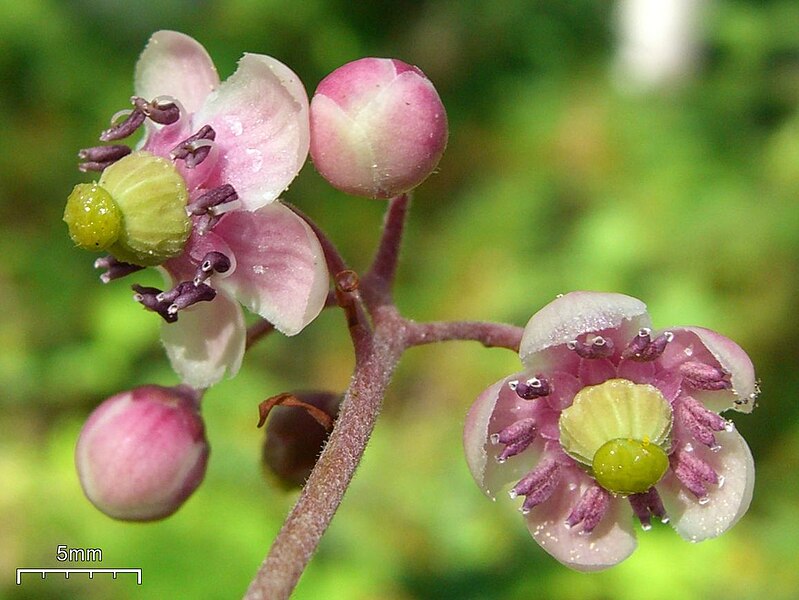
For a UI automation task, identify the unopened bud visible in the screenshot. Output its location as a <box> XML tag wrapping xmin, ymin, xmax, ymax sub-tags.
<box><xmin>75</xmin><ymin>385</ymin><xmax>209</xmax><ymax>521</ymax></box>
<box><xmin>310</xmin><ymin>58</ymin><xmax>448</xmax><ymax>198</ymax></box>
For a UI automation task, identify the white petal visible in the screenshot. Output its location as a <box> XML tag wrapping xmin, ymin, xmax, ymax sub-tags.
<box><xmin>666</xmin><ymin>326</ymin><xmax>758</xmax><ymax>413</ymax></box>
<box><xmin>519</xmin><ymin>291</ymin><xmax>651</xmax><ymax>370</ymax></box>
<box><xmin>161</xmin><ymin>291</ymin><xmax>245</xmax><ymax>389</ymax></box>
<box><xmin>524</xmin><ymin>469</ymin><xmax>637</xmax><ymax>571</ymax></box>
<box><xmin>135</xmin><ymin>30</ymin><xmax>219</xmax><ymax>114</ymax></box>
<box><xmin>659</xmin><ymin>428</ymin><xmax>755</xmax><ymax>541</ymax></box>
<box><xmin>464</xmin><ymin>376</ymin><xmax>542</xmax><ymax>499</ymax></box>
<box><xmin>194</xmin><ymin>53</ymin><xmax>310</xmax><ymax>211</ymax></box>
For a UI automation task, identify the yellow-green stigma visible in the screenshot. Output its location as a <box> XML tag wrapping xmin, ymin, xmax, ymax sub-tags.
<box><xmin>592</xmin><ymin>437</ymin><xmax>669</xmax><ymax>495</ymax></box>
<box><xmin>559</xmin><ymin>378</ymin><xmax>673</xmax><ymax>495</ymax></box>
<box><xmin>64</xmin><ymin>183</ymin><xmax>122</xmax><ymax>250</ymax></box>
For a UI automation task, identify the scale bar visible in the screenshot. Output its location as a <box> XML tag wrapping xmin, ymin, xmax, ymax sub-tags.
<box><xmin>16</xmin><ymin>568</ymin><xmax>142</xmax><ymax>585</ymax></box>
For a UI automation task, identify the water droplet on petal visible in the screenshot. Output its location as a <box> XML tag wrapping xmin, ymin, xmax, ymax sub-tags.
<box><xmin>710</xmin><ymin>444</ymin><xmax>722</xmax><ymax>453</ymax></box>
<box><xmin>684</xmin><ymin>442</ymin><xmax>694</xmax><ymax>453</ymax></box>
<box><xmin>717</xmin><ymin>475</ymin><xmax>726</xmax><ymax>488</ymax></box>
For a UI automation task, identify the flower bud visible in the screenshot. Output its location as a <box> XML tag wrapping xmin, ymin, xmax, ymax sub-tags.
<box><xmin>261</xmin><ymin>392</ymin><xmax>340</xmax><ymax>489</ymax></box>
<box><xmin>75</xmin><ymin>385</ymin><xmax>209</xmax><ymax>521</ymax></box>
<box><xmin>310</xmin><ymin>58</ymin><xmax>448</xmax><ymax>198</ymax></box>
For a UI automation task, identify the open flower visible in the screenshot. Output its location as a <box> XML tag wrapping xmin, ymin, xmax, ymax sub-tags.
<box><xmin>464</xmin><ymin>291</ymin><xmax>758</xmax><ymax>571</ymax></box>
<box><xmin>66</xmin><ymin>31</ymin><xmax>328</xmax><ymax>388</ymax></box>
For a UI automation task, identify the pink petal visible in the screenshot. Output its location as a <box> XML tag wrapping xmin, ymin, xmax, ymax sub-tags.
<box><xmin>663</xmin><ymin>326</ymin><xmax>758</xmax><ymax>414</ymax></box>
<box><xmin>194</xmin><ymin>53</ymin><xmax>310</xmax><ymax>211</ymax></box>
<box><xmin>135</xmin><ymin>31</ymin><xmax>220</xmax><ymax>115</ymax></box>
<box><xmin>524</xmin><ymin>468</ymin><xmax>637</xmax><ymax>571</ymax></box>
<box><xmin>463</xmin><ymin>375</ymin><xmax>543</xmax><ymax>499</ymax></box>
<box><xmin>213</xmin><ymin>203</ymin><xmax>328</xmax><ymax>335</ymax></box>
<box><xmin>659</xmin><ymin>428</ymin><xmax>755</xmax><ymax>541</ymax></box>
<box><xmin>519</xmin><ymin>292</ymin><xmax>651</xmax><ymax>371</ymax></box>
<box><xmin>161</xmin><ymin>290</ymin><xmax>245</xmax><ymax>389</ymax></box>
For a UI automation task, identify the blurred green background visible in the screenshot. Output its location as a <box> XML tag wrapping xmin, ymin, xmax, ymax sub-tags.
<box><xmin>2</xmin><ymin>0</ymin><xmax>798</xmax><ymax>598</ymax></box>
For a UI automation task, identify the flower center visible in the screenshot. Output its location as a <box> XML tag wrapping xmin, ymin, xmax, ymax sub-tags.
<box><xmin>558</xmin><ymin>378</ymin><xmax>673</xmax><ymax>495</ymax></box>
<box><xmin>592</xmin><ymin>437</ymin><xmax>669</xmax><ymax>494</ymax></box>
<box><xmin>65</xmin><ymin>151</ymin><xmax>191</xmax><ymax>266</ymax></box>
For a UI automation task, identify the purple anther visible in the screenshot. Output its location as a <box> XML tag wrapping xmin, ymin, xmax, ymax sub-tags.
<box><xmin>567</xmin><ymin>335</ymin><xmax>614</xmax><ymax>359</ymax></box>
<box><xmin>78</xmin><ymin>144</ymin><xmax>132</xmax><ymax>172</ymax></box>
<box><xmin>186</xmin><ymin>184</ymin><xmax>238</xmax><ymax>216</ymax></box>
<box><xmin>511</xmin><ymin>459</ymin><xmax>561</xmax><ymax>514</ymax></box>
<box><xmin>132</xmin><ymin>284</ymin><xmax>176</xmax><ymax>323</ymax></box>
<box><xmin>628</xmin><ymin>487</ymin><xmax>668</xmax><ymax>529</ymax></box>
<box><xmin>94</xmin><ymin>255</ymin><xmax>144</xmax><ymax>283</ymax></box>
<box><xmin>679</xmin><ymin>361</ymin><xmax>731</xmax><ymax>391</ymax></box>
<box><xmin>193</xmin><ymin>251</ymin><xmax>231</xmax><ymax>285</ymax></box>
<box><xmin>166</xmin><ymin>282</ymin><xmax>216</xmax><ymax>315</ymax></box>
<box><xmin>171</xmin><ymin>125</ymin><xmax>216</xmax><ymax>168</ymax></box>
<box><xmin>509</xmin><ymin>376</ymin><xmax>551</xmax><ymax>400</ymax></box>
<box><xmin>671</xmin><ymin>446</ymin><xmax>719</xmax><ymax>499</ymax></box>
<box><xmin>100</xmin><ymin>109</ymin><xmax>146</xmax><ymax>141</ymax></box>
<box><xmin>678</xmin><ymin>395</ymin><xmax>728</xmax><ymax>448</ymax></box>
<box><xmin>566</xmin><ymin>485</ymin><xmax>610</xmax><ymax>533</ymax></box>
<box><xmin>492</xmin><ymin>418</ymin><xmax>536</xmax><ymax>462</ymax></box>
<box><xmin>132</xmin><ymin>96</ymin><xmax>180</xmax><ymax>125</ymax></box>
<box><xmin>622</xmin><ymin>328</ymin><xmax>673</xmax><ymax>361</ymax></box>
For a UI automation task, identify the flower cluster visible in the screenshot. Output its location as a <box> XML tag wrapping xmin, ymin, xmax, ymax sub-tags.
<box><xmin>465</xmin><ymin>291</ymin><xmax>758</xmax><ymax>570</ymax></box>
<box><xmin>67</xmin><ymin>31</ymin><xmax>448</xmax><ymax>522</ymax></box>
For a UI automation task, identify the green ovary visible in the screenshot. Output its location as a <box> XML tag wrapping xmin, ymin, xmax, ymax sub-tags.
<box><xmin>65</xmin><ymin>151</ymin><xmax>191</xmax><ymax>266</ymax></box>
<box><xmin>592</xmin><ymin>438</ymin><xmax>669</xmax><ymax>495</ymax></box>
<box><xmin>64</xmin><ymin>183</ymin><xmax>122</xmax><ymax>250</ymax></box>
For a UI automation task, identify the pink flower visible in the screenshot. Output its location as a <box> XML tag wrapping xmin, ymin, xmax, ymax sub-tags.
<box><xmin>77</xmin><ymin>31</ymin><xmax>328</xmax><ymax>388</ymax></box>
<box><xmin>464</xmin><ymin>291</ymin><xmax>758</xmax><ymax>571</ymax></box>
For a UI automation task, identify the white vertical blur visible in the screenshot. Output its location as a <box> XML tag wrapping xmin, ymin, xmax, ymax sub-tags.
<box><xmin>614</xmin><ymin>0</ymin><xmax>707</xmax><ymax>91</ymax></box>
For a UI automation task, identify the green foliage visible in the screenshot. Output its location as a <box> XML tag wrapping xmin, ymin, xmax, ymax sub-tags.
<box><xmin>2</xmin><ymin>0</ymin><xmax>799</xmax><ymax>598</ymax></box>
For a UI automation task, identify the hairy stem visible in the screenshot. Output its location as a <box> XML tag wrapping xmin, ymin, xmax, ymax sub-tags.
<box><xmin>406</xmin><ymin>320</ymin><xmax>523</xmax><ymax>351</ymax></box>
<box><xmin>244</xmin><ymin>309</ymin><xmax>406</xmax><ymax>600</ymax></box>
<box><xmin>361</xmin><ymin>194</ymin><xmax>409</xmax><ymax>308</ymax></box>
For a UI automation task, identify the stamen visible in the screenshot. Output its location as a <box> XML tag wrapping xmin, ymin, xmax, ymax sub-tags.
<box><xmin>492</xmin><ymin>418</ymin><xmax>536</xmax><ymax>462</ymax></box>
<box><xmin>565</xmin><ymin>485</ymin><xmax>610</xmax><ymax>533</ymax></box>
<box><xmin>94</xmin><ymin>255</ymin><xmax>144</xmax><ymax>283</ymax></box>
<box><xmin>171</xmin><ymin>125</ymin><xmax>216</xmax><ymax>168</ymax></box>
<box><xmin>78</xmin><ymin>145</ymin><xmax>131</xmax><ymax>172</ymax></box>
<box><xmin>194</xmin><ymin>251</ymin><xmax>232</xmax><ymax>285</ymax></box>
<box><xmin>186</xmin><ymin>184</ymin><xmax>238</xmax><ymax>216</ymax></box>
<box><xmin>670</xmin><ymin>446</ymin><xmax>719</xmax><ymax>499</ymax></box>
<box><xmin>165</xmin><ymin>281</ymin><xmax>216</xmax><ymax>315</ymax></box>
<box><xmin>511</xmin><ymin>460</ymin><xmax>561</xmax><ymax>514</ymax></box>
<box><xmin>567</xmin><ymin>335</ymin><xmax>614</xmax><ymax>359</ymax></box>
<box><xmin>628</xmin><ymin>487</ymin><xmax>668</xmax><ymax>530</ymax></box>
<box><xmin>132</xmin><ymin>284</ymin><xmax>176</xmax><ymax>323</ymax></box>
<box><xmin>679</xmin><ymin>361</ymin><xmax>731</xmax><ymax>391</ymax></box>
<box><xmin>508</xmin><ymin>376</ymin><xmax>551</xmax><ymax>400</ymax></box>
<box><xmin>132</xmin><ymin>96</ymin><xmax>180</xmax><ymax>125</ymax></box>
<box><xmin>622</xmin><ymin>328</ymin><xmax>673</xmax><ymax>361</ymax></box>
<box><xmin>100</xmin><ymin>108</ymin><xmax>146</xmax><ymax>141</ymax></box>
<box><xmin>677</xmin><ymin>395</ymin><xmax>728</xmax><ymax>448</ymax></box>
